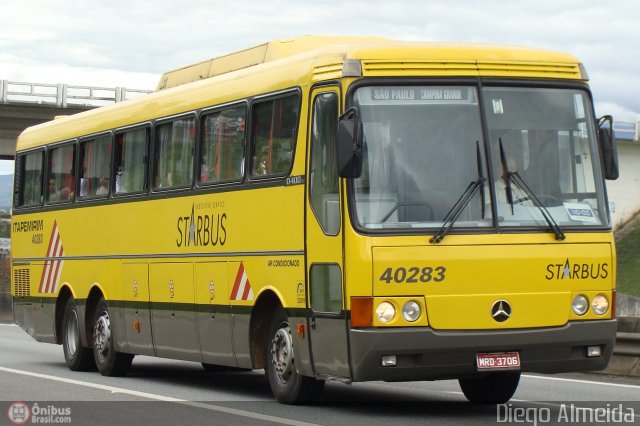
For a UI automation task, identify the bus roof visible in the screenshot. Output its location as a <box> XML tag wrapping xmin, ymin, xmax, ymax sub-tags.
<box><xmin>156</xmin><ymin>35</ymin><xmax>388</xmax><ymax>90</ymax></box>
<box><xmin>17</xmin><ymin>37</ymin><xmax>584</xmax><ymax>152</ymax></box>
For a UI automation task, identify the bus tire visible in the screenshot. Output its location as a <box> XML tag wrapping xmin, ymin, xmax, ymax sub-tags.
<box><xmin>266</xmin><ymin>307</ymin><xmax>324</xmax><ymax>404</ymax></box>
<box><xmin>459</xmin><ymin>371</ymin><xmax>520</xmax><ymax>404</ymax></box>
<box><xmin>93</xmin><ymin>297</ymin><xmax>134</xmax><ymax>376</ymax></box>
<box><xmin>62</xmin><ymin>298</ymin><xmax>96</xmax><ymax>371</ymax></box>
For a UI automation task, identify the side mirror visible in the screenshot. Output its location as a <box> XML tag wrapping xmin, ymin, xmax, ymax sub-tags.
<box><xmin>337</xmin><ymin>108</ymin><xmax>364</xmax><ymax>178</ymax></box>
<box><xmin>598</xmin><ymin>115</ymin><xmax>619</xmax><ymax>180</ymax></box>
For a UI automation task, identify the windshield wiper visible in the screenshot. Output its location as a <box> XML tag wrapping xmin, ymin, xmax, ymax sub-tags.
<box><xmin>431</xmin><ymin>142</ymin><xmax>485</xmax><ymax>244</ymax></box>
<box><xmin>499</xmin><ymin>139</ymin><xmax>566</xmax><ymax>241</ymax></box>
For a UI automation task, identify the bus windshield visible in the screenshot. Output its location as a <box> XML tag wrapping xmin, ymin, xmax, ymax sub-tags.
<box><xmin>351</xmin><ymin>85</ymin><xmax>608</xmax><ymax>232</ymax></box>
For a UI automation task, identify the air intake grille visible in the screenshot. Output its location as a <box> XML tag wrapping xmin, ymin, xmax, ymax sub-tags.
<box><xmin>476</xmin><ymin>60</ymin><xmax>581</xmax><ymax>79</ymax></box>
<box><xmin>362</xmin><ymin>60</ymin><xmax>477</xmax><ymax>77</ymax></box>
<box><xmin>13</xmin><ymin>268</ymin><xmax>31</xmax><ymax>297</ymax></box>
<box><xmin>312</xmin><ymin>61</ymin><xmax>343</xmax><ymax>81</ymax></box>
<box><xmin>361</xmin><ymin>60</ymin><xmax>581</xmax><ymax>79</ymax></box>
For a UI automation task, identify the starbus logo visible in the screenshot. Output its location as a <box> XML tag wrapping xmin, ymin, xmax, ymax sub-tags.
<box><xmin>176</xmin><ymin>202</ymin><xmax>227</xmax><ymax>248</ymax></box>
<box><xmin>545</xmin><ymin>259</ymin><xmax>609</xmax><ymax>280</ymax></box>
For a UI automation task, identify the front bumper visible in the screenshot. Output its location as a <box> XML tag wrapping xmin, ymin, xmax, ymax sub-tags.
<box><xmin>349</xmin><ymin>320</ymin><xmax>616</xmax><ymax>381</ymax></box>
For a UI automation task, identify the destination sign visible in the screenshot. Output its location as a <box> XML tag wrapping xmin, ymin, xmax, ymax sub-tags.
<box><xmin>355</xmin><ymin>86</ymin><xmax>477</xmax><ymax>105</ymax></box>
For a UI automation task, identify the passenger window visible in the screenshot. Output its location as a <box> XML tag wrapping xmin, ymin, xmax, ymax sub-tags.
<box><xmin>47</xmin><ymin>144</ymin><xmax>75</xmax><ymax>203</ymax></box>
<box><xmin>79</xmin><ymin>134</ymin><xmax>112</xmax><ymax>199</ymax></box>
<box><xmin>114</xmin><ymin>128</ymin><xmax>149</xmax><ymax>194</ymax></box>
<box><xmin>16</xmin><ymin>151</ymin><xmax>44</xmax><ymax>208</ymax></box>
<box><xmin>309</xmin><ymin>92</ymin><xmax>340</xmax><ymax>235</ymax></box>
<box><xmin>310</xmin><ymin>264</ymin><xmax>343</xmax><ymax>313</ymax></box>
<box><xmin>200</xmin><ymin>106</ymin><xmax>246</xmax><ymax>184</ymax></box>
<box><xmin>153</xmin><ymin>116</ymin><xmax>196</xmax><ymax>189</ymax></box>
<box><xmin>251</xmin><ymin>94</ymin><xmax>299</xmax><ymax>177</ymax></box>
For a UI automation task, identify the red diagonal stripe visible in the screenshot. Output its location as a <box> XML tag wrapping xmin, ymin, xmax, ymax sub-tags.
<box><xmin>50</xmin><ymin>259</ymin><xmax>64</xmax><ymax>294</ymax></box>
<box><xmin>39</xmin><ymin>222</ymin><xmax>59</xmax><ymax>293</ymax></box>
<box><xmin>39</xmin><ymin>260</ymin><xmax>51</xmax><ymax>293</ymax></box>
<box><xmin>230</xmin><ymin>263</ymin><xmax>245</xmax><ymax>300</ymax></box>
<box><xmin>45</xmin><ymin>233</ymin><xmax>62</xmax><ymax>293</ymax></box>
<box><xmin>45</xmin><ymin>221</ymin><xmax>58</xmax><ymax>257</ymax></box>
<box><xmin>241</xmin><ymin>277</ymin><xmax>252</xmax><ymax>300</ymax></box>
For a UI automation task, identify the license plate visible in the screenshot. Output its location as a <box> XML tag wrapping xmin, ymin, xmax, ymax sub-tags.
<box><xmin>476</xmin><ymin>352</ymin><xmax>521</xmax><ymax>370</ymax></box>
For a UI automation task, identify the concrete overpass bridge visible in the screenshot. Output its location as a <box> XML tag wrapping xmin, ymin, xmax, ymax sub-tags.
<box><xmin>0</xmin><ymin>80</ymin><xmax>151</xmax><ymax>159</ymax></box>
<box><xmin>0</xmin><ymin>80</ymin><xmax>152</xmax><ymax>319</ymax></box>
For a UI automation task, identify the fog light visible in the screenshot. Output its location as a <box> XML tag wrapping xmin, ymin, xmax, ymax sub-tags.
<box><xmin>587</xmin><ymin>346</ymin><xmax>602</xmax><ymax>357</ymax></box>
<box><xmin>402</xmin><ymin>301</ymin><xmax>421</xmax><ymax>322</ymax></box>
<box><xmin>592</xmin><ymin>294</ymin><xmax>609</xmax><ymax>315</ymax></box>
<box><xmin>572</xmin><ymin>295</ymin><xmax>589</xmax><ymax>316</ymax></box>
<box><xmin>376</xmin><ymin>301</ymin><xmax>396</xmax><ymax>323</ymax></box>
<box><xmin>381</xmin><ymin>355</ymin><xmax>397</xmax><ymax>367</ymax></box>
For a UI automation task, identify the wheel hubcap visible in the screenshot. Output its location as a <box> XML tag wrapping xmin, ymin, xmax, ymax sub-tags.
<box><xmin>271</xmin><ymin>323</ymin><xmax>294</xmax><ymax>383</ymax></box>
<box><xmin>65</xmin><ymin>310</ymin><xmax>78</xmax><ymax>356</ymax></box>
<box><xmin>94</xmin><ymin>311</ymin><xmax>111</xmax><ymax>361</ymax></box>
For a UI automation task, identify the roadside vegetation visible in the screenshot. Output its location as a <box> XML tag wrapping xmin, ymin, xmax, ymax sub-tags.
<box><xmin>616</xmin><ymin>218</ymin><xmax>640</xmax><ymax>298</ymax></box>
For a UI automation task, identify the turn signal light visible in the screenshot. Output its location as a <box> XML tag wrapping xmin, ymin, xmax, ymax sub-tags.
<box><xmin>611</xmin><ymin>290</ymin><xmax>617</xmax><ymax>318</ymax></box>
<box><xmin>351</xmin><ymin>297</ymin><xmax>373</xmax><ymax>328</ymax></box>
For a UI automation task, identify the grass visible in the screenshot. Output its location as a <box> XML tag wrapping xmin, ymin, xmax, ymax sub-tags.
<box><xmin>616</xmin><ymin>220</ymin><xmax>640</xmax><ymax>298</ymax></box>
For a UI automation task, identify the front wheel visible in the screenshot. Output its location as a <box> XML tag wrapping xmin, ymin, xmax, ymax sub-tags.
<box><xmin>93</xmin><ymin>297</ymin><xmax>134</xmax><ymax>376</ymax></box>
<box><xmin>266</xmin><ymin>307</ymin><xmax>324</xmax><ymax>404</ymax></box>
<box><xmin>459</xmin><ymin>371</ymin><xmax>520</xmax><ymax>404</ymax></box>
<box><xmin>62</xmin><ymin>298</ymin><xmax>95</xmax><ymax>371</ymax></box>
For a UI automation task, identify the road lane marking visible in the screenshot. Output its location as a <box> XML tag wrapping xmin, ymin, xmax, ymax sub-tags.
<box><xmin>522</xmin><ymin>373</ymin><xmax>640</xmax><ymax>390</ymax></box>
<box><xmin>0</xmin><ymin>366</ymin><xmax>319</xmax><ymax>426</ymax></box>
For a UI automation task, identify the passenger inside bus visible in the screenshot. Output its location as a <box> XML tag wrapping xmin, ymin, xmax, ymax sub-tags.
<box><xmin>95</xmin><ymin>177</ymin><xmax>109</xmax><ymax>196</ymax></box>
<box><xmin>48</xmin><ymin>173</ymin><xmax>74</xmax><ymax>202</ymax></box>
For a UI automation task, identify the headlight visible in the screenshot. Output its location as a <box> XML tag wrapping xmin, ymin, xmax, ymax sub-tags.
<box><xmin>402</xmin><ymin>301</ymin><xmax>421</xmax><ymax>322</ymax></box>
<box><xmin>592</xmin><ymin>294</ymin><xmax>609</xmax><ymax>315</ymax></box>
<box><xmin>572</xmin><ymin>295</ymin><xmax>589</xmax><ymax>316</ymax></box>
<box><xmin>376</xmin><ymin>301</ymin><xmax>395</xmax><ymax>323</ymax></box>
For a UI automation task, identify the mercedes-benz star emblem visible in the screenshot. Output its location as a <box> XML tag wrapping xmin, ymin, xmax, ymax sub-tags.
<box><xmin>491</xmin><ymin>300</ymin><xmax>512</xmax><ymax>322</ymax></box>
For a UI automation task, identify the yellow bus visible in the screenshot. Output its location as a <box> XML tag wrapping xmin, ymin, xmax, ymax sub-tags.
<box><xmin>11</xmin><ymin>36</ymin><xmax>620</xmax><ymax>404</ymax></box>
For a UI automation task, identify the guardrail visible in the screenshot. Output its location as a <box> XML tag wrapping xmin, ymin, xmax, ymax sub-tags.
<box><xmin>0</xmin><ymin>252</ymin><xmax>10</xmax><ymax>322</ymax></box>
<box><xmin>615</xmin><ymin>332</ymin><xmax>640</xmax><ymax>357</ymax></box>
<box><xmin>0</xmin><ymin>80</ymin><xmax>152</xmax><ymax>108</ymax></box>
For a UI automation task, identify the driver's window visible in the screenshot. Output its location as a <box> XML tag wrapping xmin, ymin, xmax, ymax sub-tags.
<box><xmin>309</xmin><ymin>92</ymin><xmax>340</xmax><ymax>235</ymax></box>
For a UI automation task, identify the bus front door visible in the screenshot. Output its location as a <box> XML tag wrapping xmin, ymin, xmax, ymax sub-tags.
<box><xmin>305</xmin><ymin>88</ymin><xmax>350</xmax><ymax>380</ymax></box>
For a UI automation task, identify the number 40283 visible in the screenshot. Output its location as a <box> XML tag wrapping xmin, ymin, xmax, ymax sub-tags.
<box><xmin>379</xmin><ymin>266</ymin><xmax>446</xmax><ymax>284</ymax></box>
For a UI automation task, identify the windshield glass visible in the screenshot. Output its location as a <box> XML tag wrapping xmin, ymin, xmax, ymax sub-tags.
<box><xmin>352</xmin><ymin>86</ymin><xmax>489</xmax><ymax>230</ymax></box>
<box><xmin>350</xmin><ymin>84</ymin><xmax>608</xmax><ymax>232</ymax></box>
<box><xmin>484</xmin><ymin>87</ymin><xmax>607</xmax><ymax>228</ymax></box>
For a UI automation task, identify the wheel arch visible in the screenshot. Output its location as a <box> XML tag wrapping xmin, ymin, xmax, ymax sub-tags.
<box><xmin>84</xmin><ymin>284</ymin><xmax>106</xmax><ymax>348</ymax></box>
<box><xmin>54</xmin><ymin>284</ymin><xmax>75</xmax><ymax>344</ymax></box>
<box><xmin>249</xmin><ymin>289</ymin><xmax>284</xmax><ymax>369</ymax></box>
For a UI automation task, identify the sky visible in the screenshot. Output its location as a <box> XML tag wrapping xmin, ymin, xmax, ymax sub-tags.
<box><xmin>0</xmin><ymin>0</ymin><xmax>638</xmax><ymax>174</ymax></box>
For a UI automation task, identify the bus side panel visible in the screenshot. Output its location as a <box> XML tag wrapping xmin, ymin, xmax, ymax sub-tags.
<box><xmin>122</xmin><ymin>262</ymin><xmax>155</xmax><ymax>356</ymax></box>
<box><xmin>12</xmin><ymin>262</ymin><xmax>57</xmax><ymax>344</ymax></box>
<box><xmin>196</xmin><ymin>261</ymin><xmax>235</xmax><ymax>366</ymax></box>
<box><xmin>150</xmin><ymin>262</ymin><xmax>202</xmax><ymax>362</ymax></box>
<box><xmin>229</xmin><ymin>261</ymin><xmax>252</xmax><ymax>368</ymax></box>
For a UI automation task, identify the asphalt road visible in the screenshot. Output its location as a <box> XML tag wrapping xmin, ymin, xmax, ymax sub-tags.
<box><xmin>1</xmin><ymin>322</ymin><xmax>639</xmax><ymax>426</ymax></box>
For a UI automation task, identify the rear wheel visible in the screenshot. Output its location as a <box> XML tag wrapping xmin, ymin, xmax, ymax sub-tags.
<box><xmin>93</xmin><ymin>297</ymin><xmax>134</xmax><ymax>376</ymax></box>
<box><xmin>266</xmin><ymin>307</ymin><xmax>324</xmax><ymax>404</ymax></box>
<box><xmin>459</xmin><ymin>371</ymin><xmax>520</xmax><ymax>404</ymax></box>
<box><xmin>62</xmin><ymin>298</ymin><xmax>95</xmax><ymax>371</ymax></box>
